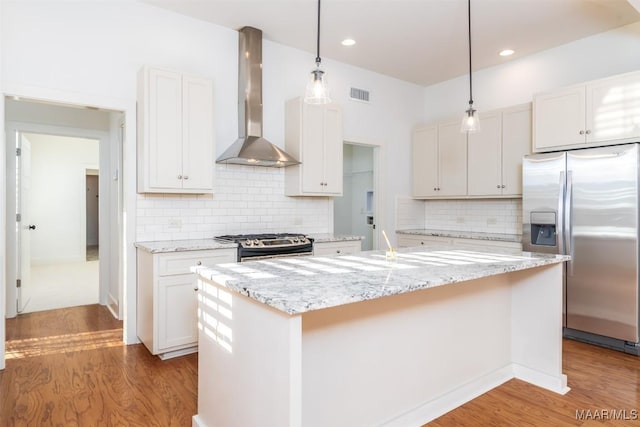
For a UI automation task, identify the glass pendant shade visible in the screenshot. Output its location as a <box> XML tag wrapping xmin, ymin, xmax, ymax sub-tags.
<box><xmin>460</xmin><ymin>106</ymin><xmax>480</xmax><ymax>133</ymax></box>
<box><xmin>304</xmin><ymin>64</ymin><xmax>331</xmax><ymax>104</ymax></box>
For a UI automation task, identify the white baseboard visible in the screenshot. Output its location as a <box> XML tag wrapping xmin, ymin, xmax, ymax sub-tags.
<box><xmin>192</xmin><ymin>414</ymin><xmax>205</xmax><ymax>427</ymax></box>
<box><xmin>512</xmin><ymin>363</ymin><xmax>570</xmax><ymax>395</ymax></box>
<box><xmin>158</xmin><ymin>346</ymin><xmax>198</xmax><ymax>360</ymax></box>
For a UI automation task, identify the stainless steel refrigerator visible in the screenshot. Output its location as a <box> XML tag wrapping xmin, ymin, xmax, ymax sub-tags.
<box><xmin>523</xmin><ymin>143</ymin><xmax>640</xmax><ymax>354</ymax></box>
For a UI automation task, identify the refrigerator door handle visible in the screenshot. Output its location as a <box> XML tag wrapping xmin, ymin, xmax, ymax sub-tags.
<box><xmin>558</xmin><ymin>171</ymin><xmax>565</xmax><ymax>255</ymax></box>
<box><xmin>565</xmin><ymin>170</ymin><xmax>573</xmax><ymax>269</ymax></box>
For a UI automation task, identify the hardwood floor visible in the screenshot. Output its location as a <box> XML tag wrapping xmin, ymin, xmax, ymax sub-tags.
<box><xmin>1</xmin><ymin>305</ymin><xmax>197</xmax><ymax>426</ymax></box>
<box><xmin>2</xmin><ymin>305</ymin><xmax>639</xmax><ymax>426</ymax></box>
<box><xmin>429</xmin><ymin>339</ymin><xmax>640</xmax><ymax>426</ymax></box>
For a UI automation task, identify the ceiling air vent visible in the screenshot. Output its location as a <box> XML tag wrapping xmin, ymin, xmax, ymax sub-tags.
<box><xmin>349</xmin><ymin>87</ymin><xmax>371</xmax><ymax>103</ymax></box>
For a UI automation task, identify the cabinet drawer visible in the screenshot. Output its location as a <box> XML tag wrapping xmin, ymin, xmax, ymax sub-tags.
<box><xmin>313</xmin><ymin>241</ymin><xmax>361</xmax><ymax>256</ymax></box>
<box><xmin>157</xmin><ymin>249</ymin><xmax>236</xmax><ymax>276</ymax></box>
<box><xmin>397</xmin><ymin>235</ymin><xmax>453</xmax><ymax>248</ymax></box>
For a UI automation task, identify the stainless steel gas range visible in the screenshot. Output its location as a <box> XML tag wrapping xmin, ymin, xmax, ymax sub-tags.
<box><xmin>215</xmin><ymin>233</ymin><xmax>313</xmax><ymax>262</ymax></box>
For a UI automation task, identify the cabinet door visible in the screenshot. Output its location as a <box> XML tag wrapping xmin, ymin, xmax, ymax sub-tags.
<box><xmin>301</xmin><ymin>103</ymin><xmax>326</xmax><ymax>193</ymax></box>
<box><xmin>322</xmin><ymin>104</ymin><xmax>343</xmax><ymax>195</ymax></box>
<box><xmin>412</xmin><ymin>125</ymin><xmax>439</xmax><ymax>197</ymax></box>
<box><xmin>182</xmin><ymin>75</ymin><xmax>214</xmax><ymax>191</ymax></box>
<box><xmin>438</xmin><ymin>120</ymin><xmax>467</xmax><ymax>196</ymax></box>
<box><xmin>587</xmin><ymin>73</ymin><xmax>640</xmax><ymax>144</ymax></box>
<box><xmin>149</xmin><ymin>68</ymin><xmax>183</xmax><ymax>189</ymax></box>
<box><xmin>468</xmin><ymin>111</ymin><xmax>502</xmax><ymax>196</ymax></box>
<box><xmin>502</xmin><ymin>104</ymin><xmax>531</xmax><ymax>196</ymax></box>
<box><xmin>157</xmin><ymin>275</ymin><xmax>198</xmax><ymax>351</ymax></box>
<box><xmin>533</xmin><ymin>86</ymin><xmax>586</xmax><ymax>151</ymax></box>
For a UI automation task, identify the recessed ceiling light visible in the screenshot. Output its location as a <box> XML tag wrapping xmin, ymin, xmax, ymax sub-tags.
<box><xmin>341</xmin><ymin>38</ymin><xmax>356</xmax><ymax>47</ymax></box>
<box><xmin>499</xmin><ymin>49</ymin><xmax>515</xmax><ymax>57</ymax></box>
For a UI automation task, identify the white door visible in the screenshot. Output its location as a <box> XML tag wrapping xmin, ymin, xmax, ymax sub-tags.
<box><xmin>17</xmin><ymin>135</ymin><xmax>33</xmax><ymax>313</ymax></box>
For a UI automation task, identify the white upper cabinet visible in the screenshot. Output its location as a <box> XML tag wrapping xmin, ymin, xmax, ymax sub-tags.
<box><xmin>468</xmin><ymin>104</ymin><xmax>531</xmax><ymax>197</ymax></box>
<box><xmin>468</xmin><ymin>111</ymin><xmax>502</xmax><ymax>196</ymax></box>
<box><xmin>285</xmin><ymin>97</ymin><xmax>343</xmax><ymax>196</ymax></box>
<box><xmin>501</xmin><ymin>104</ymin><xmax>532</xmax><ymax>196</ymax></box>
<box><xmin>137</xmin><ymin>66</ymin><xmax>214</xmax><ymax>193</ymax></box>
<box><xmin>412</xmin><ymin>120</ymin><xmax>467</xmax><ymax>199</ymax></box>
<box><xmin>534</xmin><ymin>71</ymin><xmax>640</xmax><ymax>152</ymax></box>
<box><xmin>412</xmin><ymin>125</ymin><xmax>438</xmax><ymax>198</ymax></box>
<box><xmin>437</xmin><ymin>120</ymin><xmax>468</xmax><ymax>197</ymax></box>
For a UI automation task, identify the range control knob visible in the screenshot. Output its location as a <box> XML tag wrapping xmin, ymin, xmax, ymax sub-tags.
<box><xmin>293</xmin><ymin>237</ymin><xmax>299</xmax><ymax>243</ymax></box>
<box><xmin>253</xmin><ymin>239</ymin><xmax>260</xmax><ymax>246</ymax></box>
<box><xmin>245</xmin><ymin>239</ymin><xmax>253</xmax><ymax>246</ymax></box>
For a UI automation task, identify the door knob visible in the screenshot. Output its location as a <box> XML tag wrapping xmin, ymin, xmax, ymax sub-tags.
<box><xmin>28</xmin><ymin>225</ymin><xmax>36</xmax><ymax>230</ymax></box>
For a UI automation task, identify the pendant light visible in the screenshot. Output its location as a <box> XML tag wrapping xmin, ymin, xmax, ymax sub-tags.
<box><xmin>304</xmin><ymin>0</ymin><xmax>331</xmax><ymax>104</ymax></box>
<box><xmin>461</xmin><ymin>0</ymin><xmax>480</xmax><ymax>133</ymax></box>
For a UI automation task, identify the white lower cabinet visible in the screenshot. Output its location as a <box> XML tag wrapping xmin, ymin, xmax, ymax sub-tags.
<box><xmin>397</xmin><ymin>234</ymin><xmax>522</xmax><ymax>251</ymax></box>
<box><xmin>137</xmin><ymin>248</ymin><xmax>236</xmax><ymax>359</ymax></box>
<box><xmin>313</xmin><ymin>240</ymin><xmax>362</xmax><ymax>256</ymax></box>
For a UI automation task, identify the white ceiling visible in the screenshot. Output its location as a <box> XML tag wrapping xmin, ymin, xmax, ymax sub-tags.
<box><xmin>142</xmin><ymin>0</ymin><xmax>640</xmax><ymax>87</ymax></box>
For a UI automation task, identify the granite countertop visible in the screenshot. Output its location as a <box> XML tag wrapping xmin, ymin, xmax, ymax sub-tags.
<box><xmin>396</xmin><ymin>229</ymin><xmax>522</xmax><ymax>243</ymax></box>
<box><xmin>135</xmin><ymin>239</ymin><xmax>238</xmax><ymax>253</ymax></box>
<box><xmin>309</xmin><ymin>234</ymin><xmax>364</xmax><ymax>243</ymax></box>
<box><xmin>195</xmin><ymin>246</ymin><xmax>569</xmax><ymax>315</ymax></box>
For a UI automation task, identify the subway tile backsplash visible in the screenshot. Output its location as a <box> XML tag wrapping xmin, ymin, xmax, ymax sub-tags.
<box><xmin>424</xmin><ymin>199</ymin><xmax>522</xmax><ymax>235</ymax></box>
<box><xmin>396</xmin><ymin>196</ymin><xmax>426</xmax><ymax>230</ymax></box>
<box><xmin>136</xmin><ymin>164</ymin><xmax>331</xmax><ymax>242</ymax></box>
<box><xmin>396</xmin><ymin>198</ymin><xmax>522</xmax><ymax>235</ymax></box>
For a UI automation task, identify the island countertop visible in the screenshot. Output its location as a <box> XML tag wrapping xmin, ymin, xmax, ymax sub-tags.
<box><xmin>195</xmin><ymin>247</ymin><xmax>569</xmax><ymax>315</ymax></box>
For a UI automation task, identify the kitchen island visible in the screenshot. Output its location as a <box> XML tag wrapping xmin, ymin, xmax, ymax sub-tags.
<box><xmin>193</xmin><ymin>247</ymin><xmax>569</xmax><ymax>427</ymax></box>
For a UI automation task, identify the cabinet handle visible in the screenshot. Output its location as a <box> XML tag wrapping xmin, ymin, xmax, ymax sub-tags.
<box><xmin>579</xmin><ymin>130</ymin><xmax>585</xmax><ymax>135</ymax></box>
<box><xmin>184</xmin><ymin>175</ymin><xmax>189</xmax><ymax>180</ymax></box>
<box><xmin>421</xmin><ymin>241</ymin><xmax>425</xmax><ymax>245</ymax></box>
<box><xmin>197</xmin><ymin>261</ymin><xmax>202</xmax><ymax>265</ymax></box>
<box><xmin>501</xmin><ymin>185</ymin><xmax>506</xmax><ymax>189</ymax></box>
<box><xmin>433</xmin><ymin>187</ymin><xmax>437</xmax><ymax>191</ymax></box>
<box><xmin>336</xmin><ymin>249</ymin><xmax>341</xmax><ymax>254</ymax></box>
<box><xmin>497</xmin><ymin>185</ymin><xmax>501</xmax><ymax>189</ymax></box>
<box><xmin>585</xmin><ymin>130</ymin><xmax>591</xmax><ymax>135</ymax></box>
<box><xmin>194</xmin><ymin>287</ymin><xmax>198</xmax><ymax>291</ymax></box>
<box><xmin>178</xmin><ymin>175</ymin><xmax>183</xmax><ymax>179</ymax></box>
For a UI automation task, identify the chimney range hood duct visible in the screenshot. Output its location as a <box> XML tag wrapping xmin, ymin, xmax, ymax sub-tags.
<box><xmin>217</xmin><ymin>26</ymin><xmax>300</xmax><ymax>167</ymax></box>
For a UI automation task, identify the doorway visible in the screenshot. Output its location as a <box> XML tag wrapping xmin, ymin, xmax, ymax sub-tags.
<box><xmin>5</xmin><ymin>97</ymin><xmax>123</xmax><ymax>319</ymax></box>
<box><xmin>334</xmin><ymin>143</ymin><xmax>377</xmax><ymax>251</ymax></box>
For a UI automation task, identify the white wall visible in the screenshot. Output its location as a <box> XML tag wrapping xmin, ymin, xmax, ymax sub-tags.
<box><xmin>27</xmin><ymin>134</ymin><xmax>99</xmax><ymax>264</ymax></box>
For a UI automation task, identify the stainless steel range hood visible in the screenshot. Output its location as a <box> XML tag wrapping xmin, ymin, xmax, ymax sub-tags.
<box><xmin>217</xmin><ymin>26</ymin><xmax>300</xmax><ymax>167</ymax></box>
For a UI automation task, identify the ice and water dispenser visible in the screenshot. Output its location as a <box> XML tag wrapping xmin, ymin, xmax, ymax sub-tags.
<box><xmin>529</xmin><ymin>211</ymin><xmax>557</xmax><ymax>246</ymax></box>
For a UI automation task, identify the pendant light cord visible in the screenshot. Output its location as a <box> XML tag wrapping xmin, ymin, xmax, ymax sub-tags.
<box><xmin>315</xmin><ymin>0</ymin><xmax>322</xmax><ymax>64</ymax></box>
<box><xmin>467</xmin><ymin>0</ymin><xmax>473</xmax><ymax>107</ymax></box>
